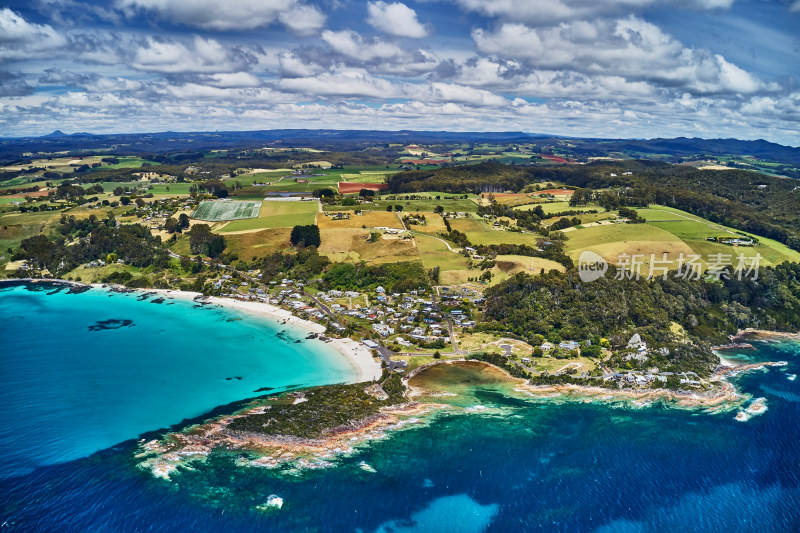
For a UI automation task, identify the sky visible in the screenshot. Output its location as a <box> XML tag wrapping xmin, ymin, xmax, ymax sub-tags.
<box><xmin>0</xmin><ymin>0</ymin><xmax>798</xmax><ymax>145</ymax></box>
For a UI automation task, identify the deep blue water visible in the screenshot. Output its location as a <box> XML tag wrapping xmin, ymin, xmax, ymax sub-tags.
<box><xmin>0</xmin><ymin>282</ymin><xmax>356</xmax><ymax>480</ymax></box>
<box><xmin>2</xmin><ymin>282</ymin><xmax>800</xmax><ymax>532</ymax></box>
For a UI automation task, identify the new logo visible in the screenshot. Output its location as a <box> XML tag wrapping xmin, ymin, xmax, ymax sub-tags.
<box><xmin>578</xmin><ymin>251</ymin><xmax>608</xmax><ymax>282</ymax></box>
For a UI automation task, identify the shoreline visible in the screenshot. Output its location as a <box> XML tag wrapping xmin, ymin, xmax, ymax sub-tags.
<box><xmin>405</xmin><ymin>358</ymin><xmax>780</xmax><ymax>411</ymax></box>
<box><xmin>136</xmin><ymin>357</ymin><xmax>786</xmax><ymax>479</ymax></box>
<box><xmin>137</xmin><ymin>400</ymin><xmax>446</xmax><ymax>479</ymax></box>
<box><xmin>1</xmin><ymin>278</ymin><xmax>382</xmax><ymax>384</ymax></box>
<box><xmin>202</xmin><ymin>295</ymin><xmax>382</xmax><ymax>384</ymax></box>
<box><xmin>733</xmin><ymin>328</ymin><xmax>800</xmax><ymax>341</ymax></box>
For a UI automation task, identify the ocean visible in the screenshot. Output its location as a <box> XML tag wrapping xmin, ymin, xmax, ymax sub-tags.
<box><xmin>2</xmin><ymin>281</ymin><xmax>800</xmax><ymax>532</ymax></box>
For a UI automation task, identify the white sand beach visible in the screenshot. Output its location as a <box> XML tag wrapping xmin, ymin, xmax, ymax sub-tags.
<box><xmin>134</xmin><ymin>287</ymin><xmax>382</xmax><ymax>383</ymax></box>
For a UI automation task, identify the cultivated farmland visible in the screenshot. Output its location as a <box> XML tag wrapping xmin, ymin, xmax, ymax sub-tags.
<box><xmin>191</xmin><ymin>200</ymin><xmax>262</xmax><ymax>222</ymax></box>
<box><xmin>218</xmin><ymin>199</ymin><xmax>319</xmax><ymax>232</ymax></box>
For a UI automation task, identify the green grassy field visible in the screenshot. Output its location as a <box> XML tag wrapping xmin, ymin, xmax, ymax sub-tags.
<box><xmin>515</xmin><ymin>201</ymin><xmax>598</xmax><ymax>214</ymax></box>
<box><xmin>0</xmin><ymin>176</ymin><xmax>49</xmax><ymax>190</ymax></box>
<box><xmin>97</xmin><ymin>181</ymin><xmax>147</xmax><ymax>192</ymax></box>
<box><xmin>569</xmin><ymin>212</ymin><xmax>615</xmax><ymax>225</ymax></box>
<box><xmin>218</xmin><ymin>200</ymin><xmax>317</xmax><ymax>232</ymax></box>
<box><xmin>191</xmin><ymin>200</ymin><xmax>262</xmax><ymax>222</ymax></box>
<box><xmin>0</xmin><ymin>210</ymin><xmax>61</xmax><ymax>226</ymax></box>
<box><xmin>244</xmin><ymin>177</ymin><xmax>336</xmax><ymax>194</ymax></box>
<box><xmin>564</xmin><ymin>221</ymin><xmax>689</xmax><ymax>259</ymax></box>
<box><xmin>562</xmin><ymin>204</ymin><xmax>800</xmax><ymax>270</ymax></box>
<box><xmin>327</xmin><ymin>197</ymin><xmax>479</xmax><ymax>213</ymax></box>
<box><xmin>416</xmin><ymin>234</ymin><xmax>471</xmax><ymax>271</ymax></box>
<box><xmin>227</xmin><ymin>171</ymin><xmax>287</xmax><ymax>187</ymax></box>
<box><xmin>0</xmin><ymin>220</ymin><xmax>47</xmax><ymax>257</ymax></box>
<box><xmin>147</xmin><ymin>183</ymin><xmax>193</xmax><ymax>195</ymax></box>
<box><xmin>464</xmin><ymin>228</ymin><xmax>542</xmax><ymax>246</ymax></box>
<box><xmin>229</xmin><ymin>167</ymin><xmax>399</xmax><ymax>194</ymax></box>
<box><xmin>639</xmin><ymin>205</ymin><xmax>800</xmax><ymax>267</ymax></box>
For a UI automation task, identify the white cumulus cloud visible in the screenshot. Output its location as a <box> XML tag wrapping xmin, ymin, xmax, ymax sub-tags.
<box><xmin>472</xmin><ymin>17</ymin><xmax>767</xmax><ymax>95</ymax></box>
<box><xmin>0</xmin><ymin>8</ymin><xmax>67</xmax><ymax>60</ymax></box>
<box><xmin>115</xmin><ymin>0</ymin><xmax>326</xmax><ymax>35</ymax></box>
<box><xmin>130</xmin><ymin>36</ymin><xmax>258</xmax><ymax>74</ymax></box>
<box><xmin>366</xmin><ymin>1</ymin><xmax>429</xmax><ymax>38</ymax></box>
<box><xmin>321</xmin><ymin>29</ymin><xmax>403</xmax><ymax>61</ymax></box>
<box><xmin>452</xmin><ymin>0</ymin><xmax>735</xmax><ymax>25</ymax></box>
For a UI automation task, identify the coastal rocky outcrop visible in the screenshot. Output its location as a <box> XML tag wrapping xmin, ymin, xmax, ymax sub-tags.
<box><xmin>136</xmin><ymin>357</ymin><xmax>780</xmax><ymax>480</ymax></box>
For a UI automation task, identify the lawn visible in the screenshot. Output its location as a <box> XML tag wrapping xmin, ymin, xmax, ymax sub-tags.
<box><xmin>219</xmin><ymin>200</ymin><xmax>318</xmax><ymax>232</ymax></box>
<box><xmin>192</xmin><ymin>200</ymin><xmax>262</xmax><ymax>222</ymax></box>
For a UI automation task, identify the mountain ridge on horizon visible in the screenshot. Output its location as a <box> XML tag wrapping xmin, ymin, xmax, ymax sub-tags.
<box><xmin>0</xmin><ymin>129</ymin><xmax>798</xmax><ymax>166</ymax></box>
<box><xmin>16</xmin><ymin>129</ymin><xmax>797</xmax><ymax>149</ymax></box>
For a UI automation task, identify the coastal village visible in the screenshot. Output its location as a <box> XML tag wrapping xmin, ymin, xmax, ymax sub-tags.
<box><xmin>190</xmin><ymin>267</ymin><xmax>712</xmax><ymax>391</ymax></box>
<box><xmin>5</xmin><ymin>143</ymin><xmax>796</xmax><ymax>402</ymax></box>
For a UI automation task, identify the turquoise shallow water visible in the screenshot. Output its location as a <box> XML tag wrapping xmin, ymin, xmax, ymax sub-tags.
<box><xmin>0</xmin><ymin>281</ymin><xmax>356</xmax><ymax>480</ymax></box>
<box><xmin>2</xmin><ymin>281</ymin><xmax>800</xmax><ymax>532</ymax></box>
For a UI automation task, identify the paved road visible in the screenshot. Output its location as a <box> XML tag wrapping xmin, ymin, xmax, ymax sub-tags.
<box><xmin>304</xmin><ymin>292</ymin><xmax>336</xmax><ymax>319</ymax></box>
<box><xmin>432</xmin><ymin>286</ymin><xmax>464</xmax><ymax>354</ymax></box>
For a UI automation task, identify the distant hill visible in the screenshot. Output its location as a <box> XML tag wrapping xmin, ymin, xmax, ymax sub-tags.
<box><xmin>579</xmin><ymin>137</ymin><xmax>800</xmax><ymax>165</ymax></box>
<box><xmin>0</xmin><ymin>129</ymin><xmax>539</xmax><ymax>162</ymax></box>
<box><xmin>0</xmin><ymin>129</ymin><xmax>797</xmax><ymax>166</ymax></box>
